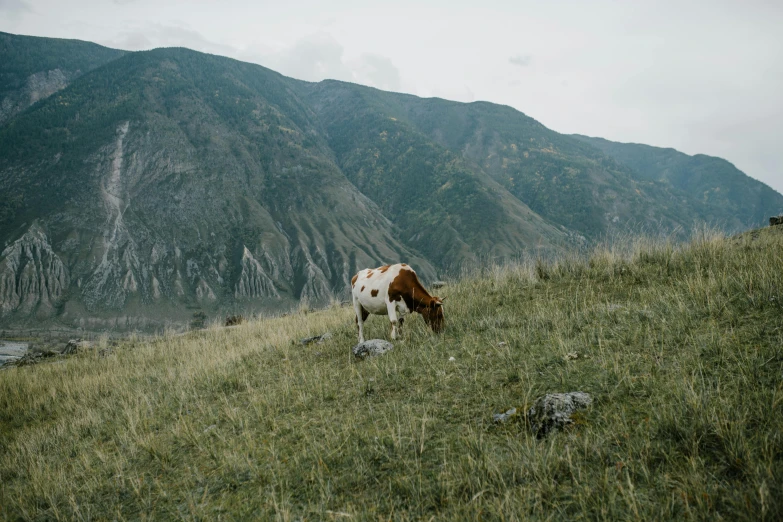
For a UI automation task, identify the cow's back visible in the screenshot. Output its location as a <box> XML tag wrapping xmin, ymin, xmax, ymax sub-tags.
<box><xmin>352</xmin><ymin>264</ymin><xmax>411</xmax><ymax>314</ymax></box>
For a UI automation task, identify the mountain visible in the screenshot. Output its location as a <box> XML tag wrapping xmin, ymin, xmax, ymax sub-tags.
<box><xmin>572</xmin><ymin>135</ymin><xmax>783</xmax><ymax>230</ymax></box>
<box><xmin>298</xmin><ymin>85</ymin><xmax>706</xmax><ymax>239</ymax></box>
<box><xmin>0</xmin><ymin>47</ymin><xmax>439</xmax><ymax>329</ymax></box>
<box><xmin>0</xmin><ymin>32</ymin><xmax>780</xmax><ymax>330</ymax></box>
<box><xmin>296</xmin><ymin>81</ymin><xmax>568</xmax><ymax>268</ymax></box>
<box><xmin>0</xmin><ymin>31</ymin><xmax>126</xmax><ymax>125</ymax></box>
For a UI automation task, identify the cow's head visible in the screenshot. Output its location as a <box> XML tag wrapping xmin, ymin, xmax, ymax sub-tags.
<box><xmin>420</xmin><ymin>297</ymin><xmax>445</xmax><ymax>333</ymax></box>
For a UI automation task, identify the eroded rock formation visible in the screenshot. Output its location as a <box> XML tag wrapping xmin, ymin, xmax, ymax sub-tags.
<box><xmin>0</xmin><ymin>224</ymin><xmax>68</xmax><ymax>318</ymax></box>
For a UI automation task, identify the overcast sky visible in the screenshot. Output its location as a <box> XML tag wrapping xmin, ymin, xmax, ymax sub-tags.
<box><xmin>2</xmin><ymin>0</ymin><xmax>782</xmax><ymax>194</ymax></box>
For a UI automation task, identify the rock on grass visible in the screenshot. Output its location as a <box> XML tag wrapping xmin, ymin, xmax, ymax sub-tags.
<box><xmin>528</xmin><ymin>392</ymin><xmax>592</xmax><ymax>437</ymax></box>
<box><xmin>352</xmin><ymin>339</ymin><xmax>393</xmax><ymax>359</ymax></box>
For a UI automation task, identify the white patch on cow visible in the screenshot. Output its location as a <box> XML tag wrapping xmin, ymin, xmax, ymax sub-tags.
<box><xmin>352</xmin><ymin>264</ymin><xmax>413</xmax><ymax>342</ymax></box>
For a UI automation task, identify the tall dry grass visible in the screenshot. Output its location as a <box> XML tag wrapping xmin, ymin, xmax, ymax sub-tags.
<box><xmin>1</xmin><ymin>226</ymin><xmax>781</xmax><ymax>520</ymax></box>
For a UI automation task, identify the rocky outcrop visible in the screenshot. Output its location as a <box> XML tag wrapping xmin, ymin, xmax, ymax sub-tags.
<box><xmin>0</xmin><ymin>224</ymin><xmax>68</xmax><ymax>318</ymax></box>
<box><xmin>527</xmin><ymin>392</ymin><xmax>592</xmax><ymax>437</ymax></box>
<box><xmin>291</xmin><ymin>243</ymin><xmax>334</xmax><ymax>304</ymax></box>
<box><xmin>235</xmin><ymin>246</ymin><xmax>279</xmax><ymax>299</ymax></box>
<box><xmin>0</xmin><ymin>69</ymin><xmax>70</xmax><ymax>125</ymax></box>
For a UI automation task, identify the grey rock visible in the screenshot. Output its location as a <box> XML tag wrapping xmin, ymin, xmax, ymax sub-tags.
<box><xmin>493</xmin><ymin>407</ymin><xmax>517</xmax><ymax>423</ymax></box>
<box><xmin>300</xmin><ymin>332</ymin><xmax>332</xmax><ymax>345</ymax></box>
<box><xmin>63</xmin><ymin>338</ymin><xmax>92</xmax><ymax>355</ymax></box>
<box><xmin>771</xmin><ymin>215</ymin><xmax>783</xmax><ymax>227</ymax></box>
<box><xmin>527</xmin><ymin>392</ymin><xmax>592</xmax><ymax>437</ymax></box>
<box><xmin>431</xmin><ymin>281</ymin><xmax>447</xmax><ymax>289</ymax></box>
<box><xmin>234</xmin><ymin>246</ymin><xmax>280</xmax><ymax>299</ymax></box>
<box><xmin>352</xmin><ymin>339</ymin><xmax>393</xmax><ymax>359</ymax></box>
<box><xmin>5</xmin><ymin>350</ymin><xmax>59</xmax><ymax>368</ymax></box>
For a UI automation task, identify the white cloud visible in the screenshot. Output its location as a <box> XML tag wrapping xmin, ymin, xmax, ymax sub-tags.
<box><xmin>351</xmin><ymin>54</ymin><xmax>401</xmax><ymax>91</ymax></box>
<box><xmin>105</xmin><ymin>23</ymin><xmax>236</xmax><ymax>56</ymax></box>
<box><xmin>509</xmin><ymin>54</ymin><xmax>532</xmax><ymax>67</ymax></box>
<box><xmin>264</xmin><ymin>33</ymin><xmax>402</xmax><ymax>91</ymax></box>
<box><xmin>270</xmin><ymin>32</ymin><xmax>352</xmax><ymax>83</ymax></box>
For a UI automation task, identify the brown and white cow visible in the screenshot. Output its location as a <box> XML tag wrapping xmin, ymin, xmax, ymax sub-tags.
<box><xmin>351</xmin><ymin>263</ymin><xmax>444</xmax><ymax>342</ymax></box>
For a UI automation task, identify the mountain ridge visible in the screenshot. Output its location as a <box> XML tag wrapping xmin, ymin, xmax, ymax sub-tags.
<box><xmin>0</xmin><ymin>32</ymin><xmax>781</xmax><ymax>330</ymax></box>
<box><xmin>573</xmin><ymin>134</ymin><xmax>783</xmax><ymax>230</ymax></box>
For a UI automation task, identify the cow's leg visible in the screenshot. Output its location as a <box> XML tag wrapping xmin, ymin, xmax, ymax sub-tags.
<box><xmin>386</xmin><ymin>302</ymin><xmax>400</xmax><ymax>340</ymax></box>
<box><xmin>353</xmin><ymin>296</ymin><xmax>367</xmax><ymax>343</ymax></box>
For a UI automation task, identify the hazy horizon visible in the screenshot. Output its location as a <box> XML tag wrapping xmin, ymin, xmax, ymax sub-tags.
<box><xmin>2</xmin><ymin>0</ymin><xmax>781</xmax><ymax>195</ymax></box>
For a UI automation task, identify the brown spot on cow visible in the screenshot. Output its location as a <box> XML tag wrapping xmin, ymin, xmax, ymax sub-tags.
<box><xmin>351</xmin><ymin>274</ymin><xmax>358</xmax><ymax>288</ymax></box>
<box><xmin>388</xmin><ymin>267</ymin><xmax>445</xmax><ymax>333</ymax></box>
<box><xmin>401</xmin><ymin>263</ymin><xmax>407</xmax><ymax>267</ymax></box>
<box><xmin>379</xmin><ymin>265</ymin><xmax>391</xmax><ymax>273</ymax></box>
<box><xmin>371</xmin><ymin>289</ymin><xmax>379</xmax><ymax>297</ymax></box>
<box><xmin>366</xmin><ymin>271</ymin><xmax>374</xmax><ymax>278</ymax></box>
<box><xmin>361</xmin><ymin>286</ymin><xmax>365</xmax><ymax>292</ymax></box>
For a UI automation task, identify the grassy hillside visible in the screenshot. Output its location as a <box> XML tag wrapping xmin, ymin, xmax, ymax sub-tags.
<box><xmin>2</xmin><ymin>226</ymin><xmax>781</xmax><ymax>519</ymax></box>
<box><xmin>574</xmin><ymin>135</ymin><xmax>783</xmax><ymax>230</ymax></box>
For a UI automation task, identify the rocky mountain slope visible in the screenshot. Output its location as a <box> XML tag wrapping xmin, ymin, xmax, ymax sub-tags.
<box><xmin>298</xmin><ymin>81</ymin><xmax>568</xmax><ymax>268</ymax></box>
<box><xmin>573</xmin><ymin>135</ymin><xmax>783</xmax><ymax>230</ymax></box>
<box><xmin>0</xmin><ymin>32</ymin><xmax>781</xmax><ymax>330</ymax></box>
<box><xmin>0</xmin><ymin>47</ymin><xmax>439</xmax><ymax>329</ymax></box>
<box><xmin>301</xmin><ymin>84</ymin><xmax>705</xmax><ymax>239</ymax></box>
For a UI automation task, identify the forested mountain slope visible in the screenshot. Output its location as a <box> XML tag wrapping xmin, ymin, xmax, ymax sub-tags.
<box><xmin>573</xmin><ymin>135</ymin><xmax>783</xmax><ymax>229</ymax></box>
<box><xmin>299</xmin><ymin>84</ymin><xmax>703</xmax><ymax>238</ymax></box>
<box><xmin>0</xmin><ymin>31</ymin><xmax>126</xmax><ymax>125</ymax></box>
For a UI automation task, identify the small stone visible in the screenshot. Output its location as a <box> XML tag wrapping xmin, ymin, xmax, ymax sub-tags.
<box><xmin>300</xmin><ymin>332</ymin><xmax>332</xmax><ymax>345</ymax></box>
<box><xmin>493</xmin><ymin>407</ymin><xmax>517</xmax><ymax>423</ymax></box>
<box><xmin>528</xmin><ymin>392</ymin><xmax>592</xmax><ymax>437</ymax></box>
<box><xmin>498</xmin><ymin>341</ymin><xmax>507</xmax><ymax>347</ymax></box>
<box><xmin>63</xmin><ymin>338</ymin><xmax>92</xmax><ymax>355</ymax></box>
<box><xmin>352</xmin><ymin>339</ymin><xmax>393</xmax><ymax>359</ymax></box>
<box><xmin>564</xmin><ymin>352</ymin><xmax>579</xmax><ymax>361</ymax></box>
<box><xmin>449</xmin><ymin>356</ymin><xmax>456</xmax><ymax>361</ymax></box>
<box><xmin>431</xmin><ymin>281</ymin><xmax>447</xmax><ymax>289</ymax></box>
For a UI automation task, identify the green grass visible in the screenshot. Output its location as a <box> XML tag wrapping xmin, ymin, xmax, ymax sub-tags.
<box><xmin>1</xmin><ymin>227</ymin><xmax>782</xmax><ymax>520</ymax></box>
